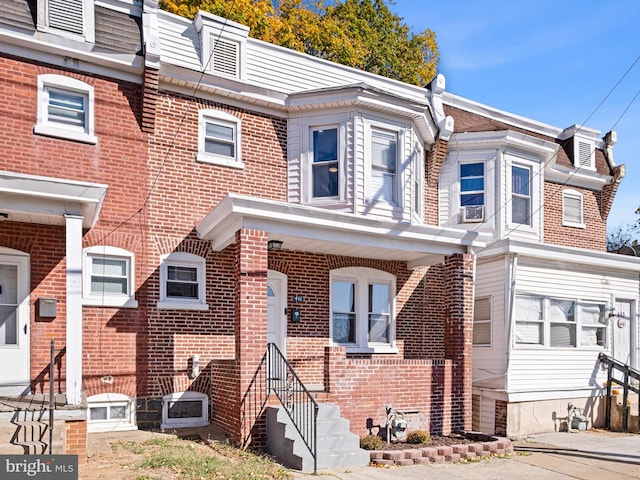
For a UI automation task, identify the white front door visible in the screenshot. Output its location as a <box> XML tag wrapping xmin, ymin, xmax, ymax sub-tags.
<box><xmin>0</xmin><ymin>253</ymin><xmax>30</xmax><ymax>394</ymax></box>
<box><xmin>613</xmin><ymin>300</ymin><xmax>635</xmax><ymax>369</ymax></box>
<box><xmin>267</xmin><ymin>270</ymin><xmax>287</xmax><ymax>355</ymax></box>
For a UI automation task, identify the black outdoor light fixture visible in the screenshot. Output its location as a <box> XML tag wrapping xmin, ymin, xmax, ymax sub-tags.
<box><xmin>267</xmin><ymin>240</ymin><xmax>283</xmax><ymax>251</ymax></box>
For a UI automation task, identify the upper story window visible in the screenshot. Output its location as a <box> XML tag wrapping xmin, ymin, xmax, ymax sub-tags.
<box><xmin>197</xmin><ymin>110</ymin><xmax>243</xmax><ymax>168</ymax></box>
<box><xmin>158</xmin><ymin>252</ymin><xmax>209</xmax><ymax>311</ymax></box>
<box><xmin>312</xmin><ymin>127</ymin><xmax>339</xmax><ymax>198</ymax></box>
<box><xmin>562</xmin><ymin>189</ymin><xmax>584</xmax><ymax>227</ymax></box>
<box><xmin>83</xmin><ymin>246</ymin><xmax>137</xmax><ymax>308</ymax></box>
<box><xmin>330</xmin><ymin>267</ymin><xmax>396</xmax><ymax>353</ymax></box>
<box><xmin>37</xmin><ymin>0</ymin><xmax>95</xmax><ymax>42</ymax></box>
<box><xmin>515</xmin><ymin>294</ymin><xmax>607</xmax><ymax>348</ymax></box>
<box><xmin>473</xmin><ymin>297</ymin><xmax>491</xmax><ymax>346</ymax></box>
<box><xmin>511</xmin><ymin>165</ymin><xmax>531</xmax><ymax>225</ymax></box>
<box><xmin>369</xmin><ymin>128</ymin><xmax>398</xmax><ymax>204</ymax></box>
<box><xmin>460</xmin><ymin>162</ymin><xmax>485</xmax><ymax>223</ymax></box>
<box><xmin>34</xmin><ymin>75</ymin><xmax>97</xmax><ymax>144</ymax></box>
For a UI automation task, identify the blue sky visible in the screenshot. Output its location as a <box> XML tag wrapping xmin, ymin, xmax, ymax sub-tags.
<box><xmin>391</xmin><ymin>0</ymin><xmax>640</xmax><ymax>229</ymax></box>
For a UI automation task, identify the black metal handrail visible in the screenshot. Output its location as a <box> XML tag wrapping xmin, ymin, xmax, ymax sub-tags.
<box><xmin>598</xmin><ymin>352</ymin><xmax>640</xmax><ymax>432</ymax></box>
<box><xmin>267</xmin><ymin>343</ymin><xmax>319</xmax><ymax>473</ymax></box>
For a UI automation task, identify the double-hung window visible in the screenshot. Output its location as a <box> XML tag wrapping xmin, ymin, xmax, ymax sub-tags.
<box><xmin>158</xmin><ymin>252</ymin><xmax>208</xmax><ymax>310</ymax></box>
<box><xmin>515</xmin><ymin>294</ymin><xmax>606</xmax><ymax>348</ymax></box>
<box><xmin>331</xmin><ymin>267</ymin><xmax>396</xmax><ymax>353</ymax></box>
<box><xmin>370</xmin><ymin>129</ymin><xmax>398</xmax><ymax>204</ymax></box>
<box><xmin>473</xmin><ymin>297</ymin><xmax>492</xmax><ymax>346</ymax></box>
<box><xmin>311</xmin><ymin>127</ymin><xmax>339</xmax><ymax>198</ymax></box>
<box><xmin>83</xmin><ymin>246</ymin><xmax>137</xmax><ymax>308</ymax></box>
<box><xmin>35</xmin><ymin>74</ymin><xmax>96</xmax><ymax>144</ymax></box>
<box><xmin>197</xmin><ymin>110</ymin><xmax>243</xmax><ymax>168</ymax></box>
<box><xmin>511</xmin><ymin>165</ymin><xmax>531</xmax><ymax>225</ymax></box>
<box><xmin>460</xmin><ymin>162</ymin><xmax>485</xmax><ymax>222</ymax></box>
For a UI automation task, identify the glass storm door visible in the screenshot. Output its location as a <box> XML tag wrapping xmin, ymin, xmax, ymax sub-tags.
<box><xmin>0</xmin><ymin>255</ymin><xmax>30</xmax><ymax>393</ymax></box>
<box><xmin>613</xmin><ymin>300</ymin><xmax>635</xmax><ymax>369</ymax></box>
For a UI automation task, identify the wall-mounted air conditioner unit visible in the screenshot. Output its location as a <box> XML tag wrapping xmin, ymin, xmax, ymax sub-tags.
<box><xmin>461</xmin><ymin>205</ymin><xmax>485</xmax><ymax>223</ymax></box>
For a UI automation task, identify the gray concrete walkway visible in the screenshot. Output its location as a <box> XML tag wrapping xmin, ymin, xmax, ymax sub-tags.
<box><xmin>292</xmin><ymin>430</ymin><xmax>640</xmax><ymax>480</ymax></box>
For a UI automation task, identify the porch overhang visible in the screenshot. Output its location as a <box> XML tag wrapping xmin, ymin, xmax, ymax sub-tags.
<box><xmin>0</xmin><ymin>170</ymin><xmax>108</xmax><ymax>229</ymax></box>
<box><xmin>197</xmin><ymin>194</ymin><xmax>489</xmax><ymax>268</ymax></box>
<box><xmin>478</xmin><ymin>238</ymin><xmax>640</xmax><ymax>272</ymax></box>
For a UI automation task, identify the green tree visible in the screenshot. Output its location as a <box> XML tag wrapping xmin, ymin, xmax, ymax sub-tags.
<box><xmin>159</xmin><ymin>0</ymin><xmax>439</xmax><ymax>86</ymax></box>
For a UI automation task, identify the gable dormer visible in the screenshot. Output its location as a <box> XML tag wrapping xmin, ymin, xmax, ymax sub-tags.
<box><xmin>194</xmin><ymin>11</ymin><xmax>249</xmax><ymax>80</ymax></box>
<box><xmin>558</xmin><ymin>124</ymin><xmax>600</xmax><ymax>172</ymax></box>
<box><xmin>37</xmin><ymin>0</ymin><xmax>95</xmax><ymax>43</ymax></box>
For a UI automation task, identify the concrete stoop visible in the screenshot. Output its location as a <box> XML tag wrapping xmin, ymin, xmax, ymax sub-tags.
<box><xmin>610</xmin><ymin>393</ymin><xmax>640</xmax><ymax>433</ymax></box>
<box><xmin>369</xmin><ymin>436</ymin><xmax>514</xmax><ymax>466</ymax></box>
<box><xmin>0</xmin><ymin>411</ymin><xmax>65</xmax><ymax>454</ymax></box>
<box><xmin>266</xmin><ymin>403</ymin><xmax>370</xmax><ymax>471</ymax></box>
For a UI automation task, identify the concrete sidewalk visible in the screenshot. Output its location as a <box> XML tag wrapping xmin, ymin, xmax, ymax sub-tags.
<box><xmin>291</xmin><ymin>430</ymin><xmax>640</xmax><ymax>480</ymax></box>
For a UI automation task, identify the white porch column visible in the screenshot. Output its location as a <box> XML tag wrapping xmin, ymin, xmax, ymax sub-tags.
<box><xmin>65</xmin><ymin>214</ymin><xmax>84</xmax><ymax>405</ymax></box>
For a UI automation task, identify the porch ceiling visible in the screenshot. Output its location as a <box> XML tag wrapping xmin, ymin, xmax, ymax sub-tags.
<box><xmin>0</xmin><ymin>170</ymin><xmax>108</xmax><ymax>229</ymax></box>
<box><xmin>197</xmin><ymin>194</ymin><xmax>489</xmax><ymax>268</ymax></box>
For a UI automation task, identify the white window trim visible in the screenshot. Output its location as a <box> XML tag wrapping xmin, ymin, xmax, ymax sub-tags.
<box><xmin>562</xmin><ymin>189</ymin><xmax>585</xmax><ymax>228</ymax></box>
<box><xmin>412</xmin><ymin>140</ymin><xmax>424</xmax><ymax>223</ymax></box>
<box><xmin>157</xmin><ymin>252</ymin><xmax>209</xmax><ymax>311</ymax></box>
<box><xmin>459</xmin><ymin>160</ymin><xmax>486</xmax><ymax>224</ymax></box>
<box><xmin>473</xmin><ymin>296</ymin><xmax>492</xmax><ymax>347</ymax></box>
<box><xmin>83</xmin><ymin>246</ymin><xmax>138</xmax><ymax>308</ymax></box>
<box><xmin>299</xmin><ymin>114</ymin><xmax>349</xmax><ymax>207</ymax></box>
<box><xmin>161</xmin><ymin>391</ymin><xmax>209</xmax><ymax>429</ymax></box>
<box><xmin>364</xmin><ymin>124</ymin><xmax>402</xmax><ymax>208</ymax></box>
<box><xmin>37</xmin><ymin>0</ymin><xmax>95</xmax><ymax>43</ymax></box>
<box><xmin>514</xmin><ymin>294</ymin><xmax>608</xmax><ymax>350</ymax></box>
<box><xmin>196</xmin><ymin>109</ymin><xmax>243</xmax><ymax>169</ymax></box>
<box><xmin>87</xmin><ymin>393</ymin><xmax>136</xmax><ymax>433</ymax></box>
<box><xmin>506</xmin><ymin>154</ymin><xmax>540</xmax><ymax>233</ymax></box>
<box><xmin>573</xmin><ymin>135</ymin><xmax>596</xmax><ymax>171</ymax></box>
<box><xmin>330</xmin><ymin>267</ymin><xmax>397</xmax><ymax>354</ymax></box>
<box><xmin>34</xmin><ymin>74</ymin><xmax>97</xmax><ymax>144</ymax></box>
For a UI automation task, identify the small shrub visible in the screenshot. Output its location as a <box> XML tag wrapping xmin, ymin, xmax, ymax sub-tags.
<box><xmin>360</xmin><ymin>434</ymin><xmax>383</xmax><ymax>450</ymax></box>
<box><xmin>406</xmin><ymin>430</ymin><xmax>430</xmax><ymax>445</ymax></box>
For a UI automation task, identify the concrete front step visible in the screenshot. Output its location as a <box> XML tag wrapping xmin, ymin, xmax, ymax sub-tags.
<box><xmin>267</xmin><ymin>403</ymin><xmax>370</xmax><ymax>472</ymax></box>
<box><xmin>0</xmin><ymin>416</ymin><xmax>66</xmax><ymax>454</ymax></box>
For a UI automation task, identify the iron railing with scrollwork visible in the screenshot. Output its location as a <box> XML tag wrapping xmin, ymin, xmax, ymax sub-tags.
<box><xmin>598</xmin><ymin>352</ymin><xmax>640</xmax><ymax>432</ymax></box>
<box><xmin>267</xmin><ymin>343</ymin><xmax>319</xmax><ymax>473</ymax></box>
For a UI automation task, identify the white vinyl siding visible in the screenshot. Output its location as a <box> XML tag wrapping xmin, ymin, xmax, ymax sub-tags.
<box><xmin>473</xmin><ymin>258</ymin><xmax>508</xmax><ymax>390</ymax></box>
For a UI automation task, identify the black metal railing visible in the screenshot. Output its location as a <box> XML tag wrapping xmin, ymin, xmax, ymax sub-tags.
<box><xmin>267</xmin><ymin>343</ymin><xmax>319</xmax><ymax>473</ymax></box>
<box><xmin>239</xmin><ymin>351</ymin><xmax>269</xmax><ymax>449</ymax></box>
<box><xmin>598</xmin><ymin>352</ymin><xmax>640</xmax><ymax>432</ymax></box>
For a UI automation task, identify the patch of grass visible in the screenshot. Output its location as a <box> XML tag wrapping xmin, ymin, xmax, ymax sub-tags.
<box><xmin>516</xmin><ymin>451</ymin><xmax>531</xmax><ymax>456</ymax></box>
<box><xmin>118</xmin><ymin>437</ymin><xmax>289</xmax><ymax>480</ymax></box>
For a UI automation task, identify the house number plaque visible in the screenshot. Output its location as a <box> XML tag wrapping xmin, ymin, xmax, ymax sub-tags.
<box><xmin>293</xmin><ymin>295</ymin><xmax>305</xmax><ymax>302</ymax></box>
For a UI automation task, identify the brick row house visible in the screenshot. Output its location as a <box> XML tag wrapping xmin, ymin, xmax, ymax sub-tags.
<box><xmin>0</xmin><ymin>0</ymin><xmax>638</xmax><ymax>464</ymax></box>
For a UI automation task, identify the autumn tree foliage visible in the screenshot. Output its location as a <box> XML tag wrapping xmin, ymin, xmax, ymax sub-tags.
<box><xmin>159</xmin><ymin>0</ymin><xmax>439</xmax><ymax>86</ymax></box>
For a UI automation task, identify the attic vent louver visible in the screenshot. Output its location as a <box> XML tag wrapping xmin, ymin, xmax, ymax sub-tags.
<box><xmin>577</xmin><ymin>141</ymin><xmax>592</xmax><ymax>168</ymax></box>
<box><xmin>211</xmin><ymin>37</ymin><xmax>239</xmax><ymax>77</ymax></box>
<box><xmin>49</xmin><ymin>0</ymin><xmax>84</xmax><ymax>35</ymax></box>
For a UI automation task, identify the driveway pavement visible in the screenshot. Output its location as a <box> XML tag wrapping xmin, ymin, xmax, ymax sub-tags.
<box><xmin>292</xmin><ymin>430</ymin><xmax>640</xmax><ymax>480</ymax></box>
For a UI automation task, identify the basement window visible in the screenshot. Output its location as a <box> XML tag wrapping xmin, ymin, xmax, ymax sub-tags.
<box><xmin>87</xmin><ymin>393</ymin><xmax>136</xmax><ymax>433</ymax></box>
<box><xmin>161</xmin><ymin>391</ymin><xmax>209</xmax><ymax>429</ymax></box>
